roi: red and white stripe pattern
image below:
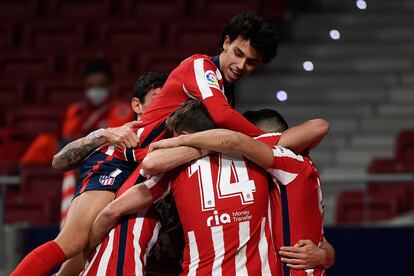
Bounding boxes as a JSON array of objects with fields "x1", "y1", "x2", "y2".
[
  {"x1": 182, "y1": 218, "x2": 279, "y2": 276},
  {"x1": 60, "y1": 170, "x2": 77, "y2": 229},
  {"x1": 81, "y1": 212, "x2": 160, "y2": 276}
]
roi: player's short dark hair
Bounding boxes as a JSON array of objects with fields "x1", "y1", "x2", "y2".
[
  {"x1": 133, "y1": 72, "x2": 168, "y2": 102},
  {"x1": 243, "y1": 109, "x2": 288, "y2": 132},
  {"x1": 166, "y1": 100, "x2": 216, "y2": 134},
  {"x1": 221, "y1": 12, "x2": 278, "y2": 63},
  {"x1": 83, "y1": 61, "x2": 114, "y2": 81}
]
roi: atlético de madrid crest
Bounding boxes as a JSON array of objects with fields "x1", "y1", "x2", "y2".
[{"x1": 99, "y1": 168, "x2": 122, "y2": 186}]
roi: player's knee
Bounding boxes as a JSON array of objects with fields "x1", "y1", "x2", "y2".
[{"x1": 55, "y1": 230, "x2": 89, "y2": 257}]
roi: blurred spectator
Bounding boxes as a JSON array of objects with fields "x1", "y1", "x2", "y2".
[{"x1": 20, "y1": 61, "x2": 134, "y2": 165}]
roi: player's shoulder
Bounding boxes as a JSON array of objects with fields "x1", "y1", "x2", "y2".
[
  {"x1": 182, "y1": 54, "x2": 215, "y2": 67},
  {"x1": 254, "y1": 132, "x2": 282, "y2": 147}
]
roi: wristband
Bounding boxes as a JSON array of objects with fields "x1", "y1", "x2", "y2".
[{"x1": 88, "y1": 128, "x2": 105, "y2": 138}]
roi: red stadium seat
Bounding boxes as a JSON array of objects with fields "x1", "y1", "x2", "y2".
[
  {"x1": 98, "y1": 21, "x2": 161, "y2": 51},
  {"x1": 167, "y1": 21, "x2": 222, "y2": 54},
  {"x1": 336, "y1": 190, "x2": 399, "y2": 224},
  {"x1": 20, "y1": 165, "x2": 63, "y2": 198},
  {"x1": 368, "y1": 158, "x2": 414, "y2": 173},
  {"x1": 21, "y1": 22, "x2": 86, "y2": 52},
  {"x1": 369, "y1": 196, "x2": 398, "y2": 221},
  {"x1": 113, "y1": 78, "x2": 137, "y2": 101},
  {"x1": 368, "y1": 182, "x2": 414, "y2": 213},
  {"x1": 137, "y1": 50, "x2": 191, "y2": 74},
  {"x1": 3, "y1": 165, "x2": 63, "y2": 224},
  {"x1": 124, "y1": 0, "x2": 187, "y2": 20},
  {"x1": 0, "y1": 53, "x2": 56, "y2": 80},
  {"x1": 65, "y1": 51, "x2": 131, "y2": 76},
  {"x1": 396, "y1": 130, "x2": 414, "y2": 161},
  {"x1": 0, "y1": 82, "x2": 25, "y2": 106},
  {"x1": 36, "y1": 80, "x2": 83, "y2": 107},
  {"x1": 192, "y1": 0, "x2": 259, "y2": 21},
  {"x1": 7, "y1": 106, "x2": 64, "y2": 135},
  {"x1": 5, "y1": 196, "x2": 58, "y2": 225},
  {"x1": 0, "y1": 24, "x2": 14, "y2": 49},
  {"x1": 259, "y1": 0, "x2": 286, "y2": 21},
  {"x1": 336, "y1": 190, "x2": 364, "y2": 224},
  {"x1": 49, "y1": 0, "x2": 112, "y2": 19},
  {"x1": 0, "y1": 0, "x2": 39, "y2": 22},
  {"x1": 0, "y1": 128, "x2": 33, "y2": 164},
  {"x1": 0, "y1": 82, "x2": 26, "y2": 127}
]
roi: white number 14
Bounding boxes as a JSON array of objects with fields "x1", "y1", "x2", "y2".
[{"x1": 189, "y1": 154, "x2": 256, "y2": 211}]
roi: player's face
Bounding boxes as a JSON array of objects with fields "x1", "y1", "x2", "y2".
[
  {"x1": 132, "y1": 87, "x2": 161, "y2": 116},
  {"x1": 141, "y1": 87, "x2": 161, "y2": 113},
  {"x1": 220, "y1": 36, "x2": 263, "y2": 83}
]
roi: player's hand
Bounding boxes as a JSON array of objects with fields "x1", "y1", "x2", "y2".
[
  {"x1": 104, "y1": 121, "x2": 141, "y2": 149},
  {"x1": 279, "y1": 240, "x2": 327, "y2": 270},
  {"x1": 149, "y1": 137, "x2": 182, "y2": 152}
]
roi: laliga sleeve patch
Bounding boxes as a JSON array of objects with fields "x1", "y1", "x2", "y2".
[{"x1": 205, "y1": 70, "x2": 221, "y2": 90}]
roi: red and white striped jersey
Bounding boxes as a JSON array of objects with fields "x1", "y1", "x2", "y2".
[
  {"x1": 261, "y1": 135, "x2": 325, "y2": 276},
  {"x1": 100, "y1": 54, "x2": 262, "y2": 162},
  {"x1": 81, "y1": 167, "x2": 161, "y2": 276},
  {"x1": 145, "y1": 151, "x2": 281, "y2": 276}
]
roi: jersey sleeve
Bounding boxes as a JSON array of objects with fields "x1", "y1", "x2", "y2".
[
  {"x1": 184, "y1": 57, "x2": 263, "y2": 137},
  {"x1": 266, "y1": 145, "x2": 307, "y2": 186},
  {"x1": 254, "y1": 133, "x2": 282, "y2": 148},
  {"x1": 142, "y1": 173, "x2": 172, "y2": 203}
]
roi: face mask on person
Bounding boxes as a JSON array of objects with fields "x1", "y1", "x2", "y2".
[{"x1": 85, "y1": 87, "x2": 109, "y2": 106}]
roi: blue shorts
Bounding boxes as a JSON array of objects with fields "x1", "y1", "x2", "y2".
[{"x1": 75, "y1": 151, "x2": 138, "y2": 197}]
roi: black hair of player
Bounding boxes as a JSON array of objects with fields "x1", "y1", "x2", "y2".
[
  {"x1": 221, "y1": 12, "x2": 278, "y2": 63},
  {"x1": 166, "y1": 100, "x2": 217, "y2": 134},
  {"x1": 83, "y1": 61, "x2": 114, "y2": 82},
  {"x1": 133, "y1": 72, "x2": 168, "y2": 102},
  {"x1": 243, "y1": 109, "x2": 288, "y2": 132}
]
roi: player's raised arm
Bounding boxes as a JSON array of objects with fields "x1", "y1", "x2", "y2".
[
  {"x1": 277, "y1": 118, "x2": 330, "y2": 154},
  {"x1": 148, "y1": 117, "x2": 330, "y2": 171},
  {"x1": 52, "y1": 121, "x2": 140, "y2": 171},
  {"x1": 149, "y1": 129, "x2": 275, "y2": 169}
]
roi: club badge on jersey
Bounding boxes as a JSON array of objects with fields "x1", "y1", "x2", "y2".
[{"x1": 99, "y1": 168, "x2": 123, "y2": 186}]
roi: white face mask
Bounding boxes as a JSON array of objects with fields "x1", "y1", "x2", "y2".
[{"x1": 85, "y1": 87, "x2": 109, "y2": 106}]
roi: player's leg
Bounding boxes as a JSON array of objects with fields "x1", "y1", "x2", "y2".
[
  {"x1": 11, "y1": 190, "x2": 114, "y2": 276},
  {"x1": 54, "y1": 190, "x2": 115, "y2": 275}
]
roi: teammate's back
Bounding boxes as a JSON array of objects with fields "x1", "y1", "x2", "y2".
[{"x1": 148, "y1": 152, "x2": 280, "y2": 275}]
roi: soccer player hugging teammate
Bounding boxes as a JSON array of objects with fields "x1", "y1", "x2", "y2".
[
  {"x1": 148, "y1": 108, "x2": 336, "y2": 275},
  {"x1": 77, "y1": 12, "x2": 280, "y2": 276},
  {"x1": 14, "y1": 11, "x2": 281, "y2": 276},
  {"x1": 88, "y1": 100, "x2": 334, "y2": 275},
  {"x1": 11, "y1": 72, "x2": 167, "y2": 276}
]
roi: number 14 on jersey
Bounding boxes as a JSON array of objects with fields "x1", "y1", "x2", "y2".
[{"x1": 188, "y1": 154, "x2": 256, "y2": 212}]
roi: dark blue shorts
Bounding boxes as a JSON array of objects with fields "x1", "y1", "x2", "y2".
[{"x1": 75, "y1": 151, "x2": 138, "y2": 197}]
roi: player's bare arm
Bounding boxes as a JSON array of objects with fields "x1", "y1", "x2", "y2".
[
  {"x1": 87, "y1": 183, "x2": 154, "y2": 253},
  {"x1": 142, "y1": 146, "x2": 203, "y2": 176},
  {"x1": 52, "y1": 121, "x2": 140, "y2": 171},
  {"x1": 278, "y1": 118, "x2": 330, "y2": 153},
  {"x1": 149, "y1": 129, "x2": 274, "y2": 169},
  {"x1": 279, "y1": 238, "x2": 335, "y2": 270},
  {"x1": 149, "y1": 118, "x2": 330, "y2": 170}
]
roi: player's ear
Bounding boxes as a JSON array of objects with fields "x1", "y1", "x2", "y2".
[
  {"x1": 223, "y1": 35, "x2": 231, "y2": 51},
  {"x1": 131, "y1": 97, "x2": 144, "y2": 115}
]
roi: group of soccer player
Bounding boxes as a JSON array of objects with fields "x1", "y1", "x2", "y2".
[{"x1": 12, "y1": 12, "x2": 335, "y2": 276}]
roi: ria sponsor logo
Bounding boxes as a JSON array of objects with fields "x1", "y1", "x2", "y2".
[{"x1": 207, "y1": 210, "x2": 231, "y2": 227}]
